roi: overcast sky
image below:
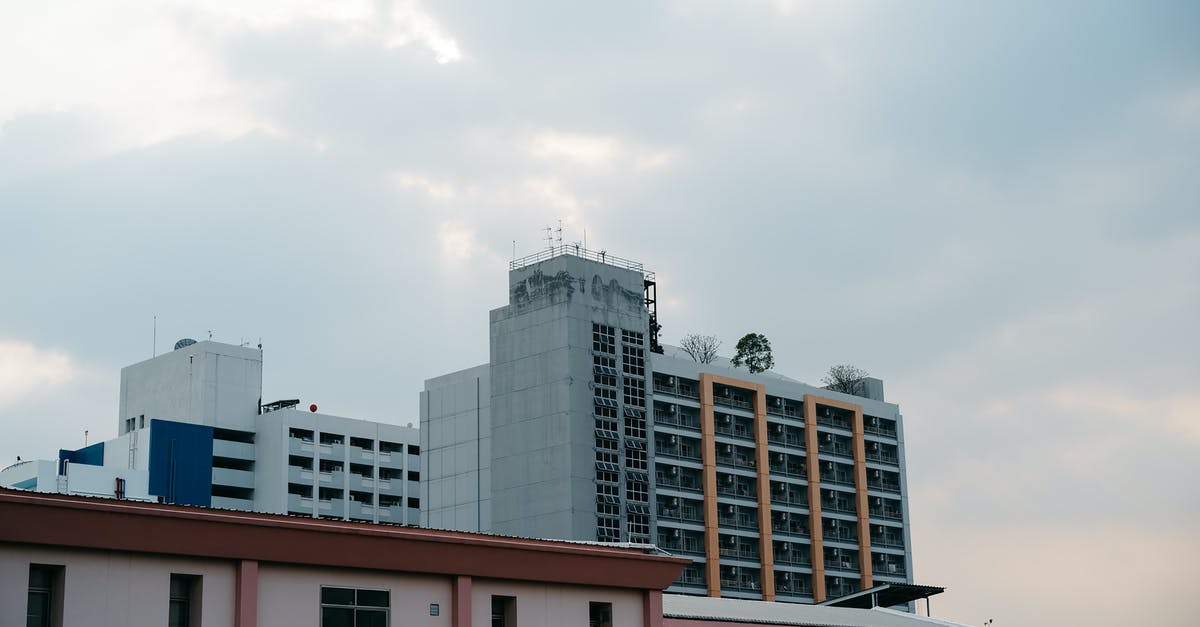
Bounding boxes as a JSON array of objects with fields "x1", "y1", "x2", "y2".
[{"x1": 1, "y1": 1, "x2": 1197, "y2": 624}]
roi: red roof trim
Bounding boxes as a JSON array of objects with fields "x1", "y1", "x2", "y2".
[{"x1": 0, "y1": 489, "x2": 689, "y2": 590}]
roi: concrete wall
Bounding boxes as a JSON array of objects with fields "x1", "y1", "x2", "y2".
[
  {"x1": 119, "y1": 341, "x2": 262, "y2": 432},
  {"x1": 0, "y1": 544, "x2": 237, "y2": 627},
  {"x1": 471, "y1": 578, "x2": 646, "y2": 627},
  {"x1": 421, "y1": 364, "x2": 491, "y2": 531},
  {"x1": 488, "y1": 254, "x2": 649, "y2": 541}
]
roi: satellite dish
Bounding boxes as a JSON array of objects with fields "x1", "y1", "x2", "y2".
[{"x1": 174, "y1": 338, "x2": 197, "y2": 351}]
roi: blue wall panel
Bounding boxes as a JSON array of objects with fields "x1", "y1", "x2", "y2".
[
  {"x1": 57, "y1": 442, "x2": 105, "y2": 474},
  {"x1": 148, "y1": 419, "x2": 213, "y2": 507}
]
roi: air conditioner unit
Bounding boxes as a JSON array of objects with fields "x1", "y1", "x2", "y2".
[
  {"x1": 669, "y1": 404, "x2": 677, "y2": 414},
  {"x1": 871, "y1": 442, "x2": 880, "y2": 451},
  {"x1": 778, "y1": 512, "x2": 789, "y2": 521},
  {"x1": 723, "y1": 444, "x2": 733, "y2": 454},
  {"x1": 775, "y1": 424, "x2": 784, "y2": 434},
  {"x1": 775, "y1": 453, "x2": 785, "y2": 463},
  {"x1": 722, "y1": 415, "x2": 732, "y2": 424},
  {"x1": 826, "y1": 489, "x2": 835, "y2": 499},
  {"x1": 828, "y1": 519, "x2": 839, "y2": 527},
  {"x1": 672, "y1": 528, "x2": 681, "y2": 538},
  {"x1": 725, "y1": 475, "x2": 734, "y2": 484},
  {"x1": 824, "y1": 433, "x2": 833, "y2": 443},
  {"x1": 726, "y1": 504, "x2": 735, "y2": 514},
  {"x1": 874, "y1": 497, "x2": 883, "y2": 506},
  {"x1": 870, "y1": 417, "x2": 879, "y2": 426},
  {"x1": 773, "y1": 397, "x2": 783, "y2": 407},
  {"x1": 669, "y1": 435, "x2": 677, "y2": 444},
  {"x1": 876, "y1": 525, "x2": 884, "y2": 534},
  {"x1": 670, "y1": 467, "x2": 678, "y2": 475},
  {"x1": 670, "y1": 497, "x2": 679, "y2": 507},
  {"x1": 782, "y1": 572, "x2": 791, "y2": 580},
  {"x1": 825, "y1": 462, "x2": 834, "y2": 470},
  {"x1": 727, "y1": 534, "x2": 737, "y2": 543},
  {"x1": 872, "y1": 470, "x2": 881, "y2": 479},
  {"x1": 667, "y1": 377, "x2": 676, "y2": 386}
]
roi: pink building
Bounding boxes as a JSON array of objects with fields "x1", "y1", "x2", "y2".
[{"x1": 0, "y1": 488, "x2": 686, "y2": 627}]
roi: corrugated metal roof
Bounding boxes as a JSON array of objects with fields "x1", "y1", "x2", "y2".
[{"x1": 661, "y1": 594, "x2": 972, "y2": 627}]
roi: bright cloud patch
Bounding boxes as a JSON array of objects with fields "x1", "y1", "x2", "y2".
[
  {"x1": 0, "y1": 340, "x2": 77, "y2": 409},
  {"x1": 527, "y1": 129, "x2": 678, "y2": 171}
]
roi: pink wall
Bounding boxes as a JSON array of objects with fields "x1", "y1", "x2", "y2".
[
  {"x1": 0, "y1": 544, "x2": 237, "y2": 626},
  {"x1": 256, "y1": 563, "x2": 452, "y2": 627},
  {"x1": 470, "y1": 578, "x2": 646, "y2": 627}
]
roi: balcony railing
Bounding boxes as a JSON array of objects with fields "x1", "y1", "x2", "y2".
[
  {"x1": 870, "y1": 508, "x2": 903, "y2": 521},
  {"x1": 868, "y1": 481, "x2": 902, "y2": 494},
  {"x1": 654, "y1": 381, "x2": 699, "y2": 399},
  {"x1": 655, "y1": 411, "x2": 701, "y2": 430},
  {"x1": 865, "y1": 424, "x2": 898, "y2": 438},
  {"x1": 714, "y1": 395, "x2": 752, "y2": 411}
]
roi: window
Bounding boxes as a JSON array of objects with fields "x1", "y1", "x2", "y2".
[
  {"x1": 321, "y1": 587, "x2": 389, "y2": 627},
  {"x1": 592, "y1": 324, "x2": 615, "y2": 354},
  {"x1": 169, "y1": 574, "x2": 200, "y2": 627},
  {"x1": 27, "y1": 564, "x2": 62, "y2": 627},
  {"x1": 491, "y1": 595, "x2": 516, "y2": 627},
  {"x1": 621, "y1": 329, "x2": 643, "y2": 345},
  {"x1": 590, "y1": 602, "x2": 613, "y2": 627},
  {"x1": 621, "y1": 345, "x2": 645, "y2": 377},
  {"x1": 622, "y1": 378, "x2": 645, "y2": 406}
]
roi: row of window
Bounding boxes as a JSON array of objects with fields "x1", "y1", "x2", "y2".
[
  {"x1": 289, "y1": 429, "x2": 418, "y2": 455},
  {"x1": 27, "y1": 568, "x2": 615, "y2": 627}
]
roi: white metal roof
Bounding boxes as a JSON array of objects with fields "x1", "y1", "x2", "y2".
[{"x1": 661, "y1": 594, "x2": 972, "y2": 627}]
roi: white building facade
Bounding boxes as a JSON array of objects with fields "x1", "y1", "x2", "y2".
[{"x1": 1, "y1": 340, "x2": 420, "y2": 524}]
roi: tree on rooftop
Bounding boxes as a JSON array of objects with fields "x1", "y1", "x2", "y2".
[
  {"x1": 822, "y1": 364, "x2": 869, "y2": 396},
  {"x1": 731, "y1": 333, "x2": 773, "y2": 374},
  {"x1": 679, "y1": 333, "x2": 721, "y2": 364}
]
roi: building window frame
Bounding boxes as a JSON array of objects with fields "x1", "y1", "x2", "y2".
[{"x1": 320, "y1": 586, "x2": 390, "y2": 627}]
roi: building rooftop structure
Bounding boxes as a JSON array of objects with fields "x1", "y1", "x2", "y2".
[{"x1": 662, "y1": 594, "x2": 970, "y2": 627}]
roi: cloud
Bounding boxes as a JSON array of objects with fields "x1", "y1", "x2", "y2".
[
  {"x1": 0, "y1": 340, "x2": 77, "y2": 409},
  {"x1": 526, "y1": 129, "x2": 679, "y2": 172}
]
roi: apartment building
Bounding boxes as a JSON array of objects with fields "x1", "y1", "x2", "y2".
[
  {"x1": 1, "y1": 340, "x2": 420, "y2": 524},
  {"x1": 423, "y1": 247, "x2": 913, "y2": 604}
]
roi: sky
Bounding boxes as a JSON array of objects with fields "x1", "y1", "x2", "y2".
[{"x1": 1, "y1": 1, "x2": 1197, "y2": 624}]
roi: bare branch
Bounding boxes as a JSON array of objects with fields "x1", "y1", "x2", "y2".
[{"x1": 680, "y1": 333, "x2": 721, "y2": 364}]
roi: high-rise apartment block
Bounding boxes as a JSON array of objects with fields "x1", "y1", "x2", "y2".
[{"x1": 423, "y1": 247, "x2": 913, "y2": 604}]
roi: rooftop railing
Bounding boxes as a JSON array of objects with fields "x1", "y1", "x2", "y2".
[{"x1": 510, "y1": 244, "x2": 648, "y2": 274}]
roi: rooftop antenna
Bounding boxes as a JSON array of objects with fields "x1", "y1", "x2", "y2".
[
  {"x1": 152, "y1": 315, "x2": 157, "y2": 358},
  {"x1": 543, "y1": 226, "x2": 553, "y2": 250},
  {"x1": 84, "y1": 430, "x2": 89, "y2": 446},
  {"x1": 555, "y1": 219, "x2": 564, "y2": 246},
  {"x1": 583, "y1": 228, "x2": 587, "y2": 250},
  {"x1": 512, "y1": 240, "x2": 516, "y2": 261},
  {"x1": 207, "y1": 330, "x2": 214, "y2": 340}
]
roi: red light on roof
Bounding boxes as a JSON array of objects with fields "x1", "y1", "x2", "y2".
[{"x1": 310, "y1": 404, "x2": 318, "y2": 413}]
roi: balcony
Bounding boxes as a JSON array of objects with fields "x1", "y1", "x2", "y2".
[
  {"x1": 317, "y1": 443, "x2": 344, "y2": 461},
  {"x1": 377, "y1": 505, "x2": 405, "y2": 523},
  {"x1": 212, "y1": 467, "x2": 254, "y2": 489},
  {"x1": 771, "y1": 493, "x2": 808, "y2": 509},
  {"x1": 654, "y1": 380, "x2": 699, "y2": 400},
  {"x1": 657, "y1": 505, "x2": 704, "y2": 525},
  {"x1": 714, "y1": 395, "x2": 752, "y2": 411},
  {"x1": 318, "y1": 497, "x2": 346, "y2": 518},
  {"x1": 655, "y1": 411, "x2": 701, "y2": 431},
  {"x1": 656, "y1": 472, "x2": 702, "y2": 493},
  {"x1": 288, "y1": 438, "x2": 315, "y2": 455},
  {"x1": 825, "y1": 557, "x2": 858, "y2": 573},
  {"x1": 773, "y1": 548, "x2": 811, "y2": 567},
  {"x1": 288, "y1": 465, "x2": 314, "y2": 484},
  {"x1": 213, "y1": 439, "x2": 255, "y2": 460},
  {"x1": 771, "y1": 521, "x2": 810, "y2": 537},
  {"x1": 865, "y1": 450, "x2": 900, "y2": 466},
  {"x1": 868, "y1": 480, "x2": 902, "y2": 494},
  {"x1": 819, "y1": 444, "x2": 855, "y2": 461},
  {"x1": 287, "y1": 492, "x2": 314, "y2": 514},
  {"x1": 823, "y1": 529, "x2": 858, "y2": 545},
  {"x1": 870, "y1": 507, "x2": 903, "y2": 521},
  {"x1": 874, "y1": 562, "x2": 907, "y2": 578},
  {"x1": 348, "y1": 500, "x2": 376, "y2": 521},
  {"x1": 348, "y1": 473, "x2": 375, "y2": 492},
  {"x1": 318, "y1": 470, "x2": 345, "y2": 486},
  {"x1": 211, "y1": 495, "x2": 253, "y2": 511}
]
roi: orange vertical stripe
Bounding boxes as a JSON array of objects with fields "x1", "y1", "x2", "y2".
[
  {"x1": 752, "y1": 385, "x2": 775, "y2": 601},
  {"x1": 803, "y1": 395, "x2": 826, "y2": 603},
  {"x1": 698, "y1": 374, "x2": 721, "y2": 597},
  {"x1": 851, "y1": 407, "x2": 873, "y2": 590}
]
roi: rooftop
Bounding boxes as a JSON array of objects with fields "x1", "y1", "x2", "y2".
[{"x1": 510, "y1": 244, "x2": 649, "y2": 275}]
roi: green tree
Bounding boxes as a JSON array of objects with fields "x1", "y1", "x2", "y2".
[{"x1": 731, "y1": 333, "x2": 774, "y2": 373}]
